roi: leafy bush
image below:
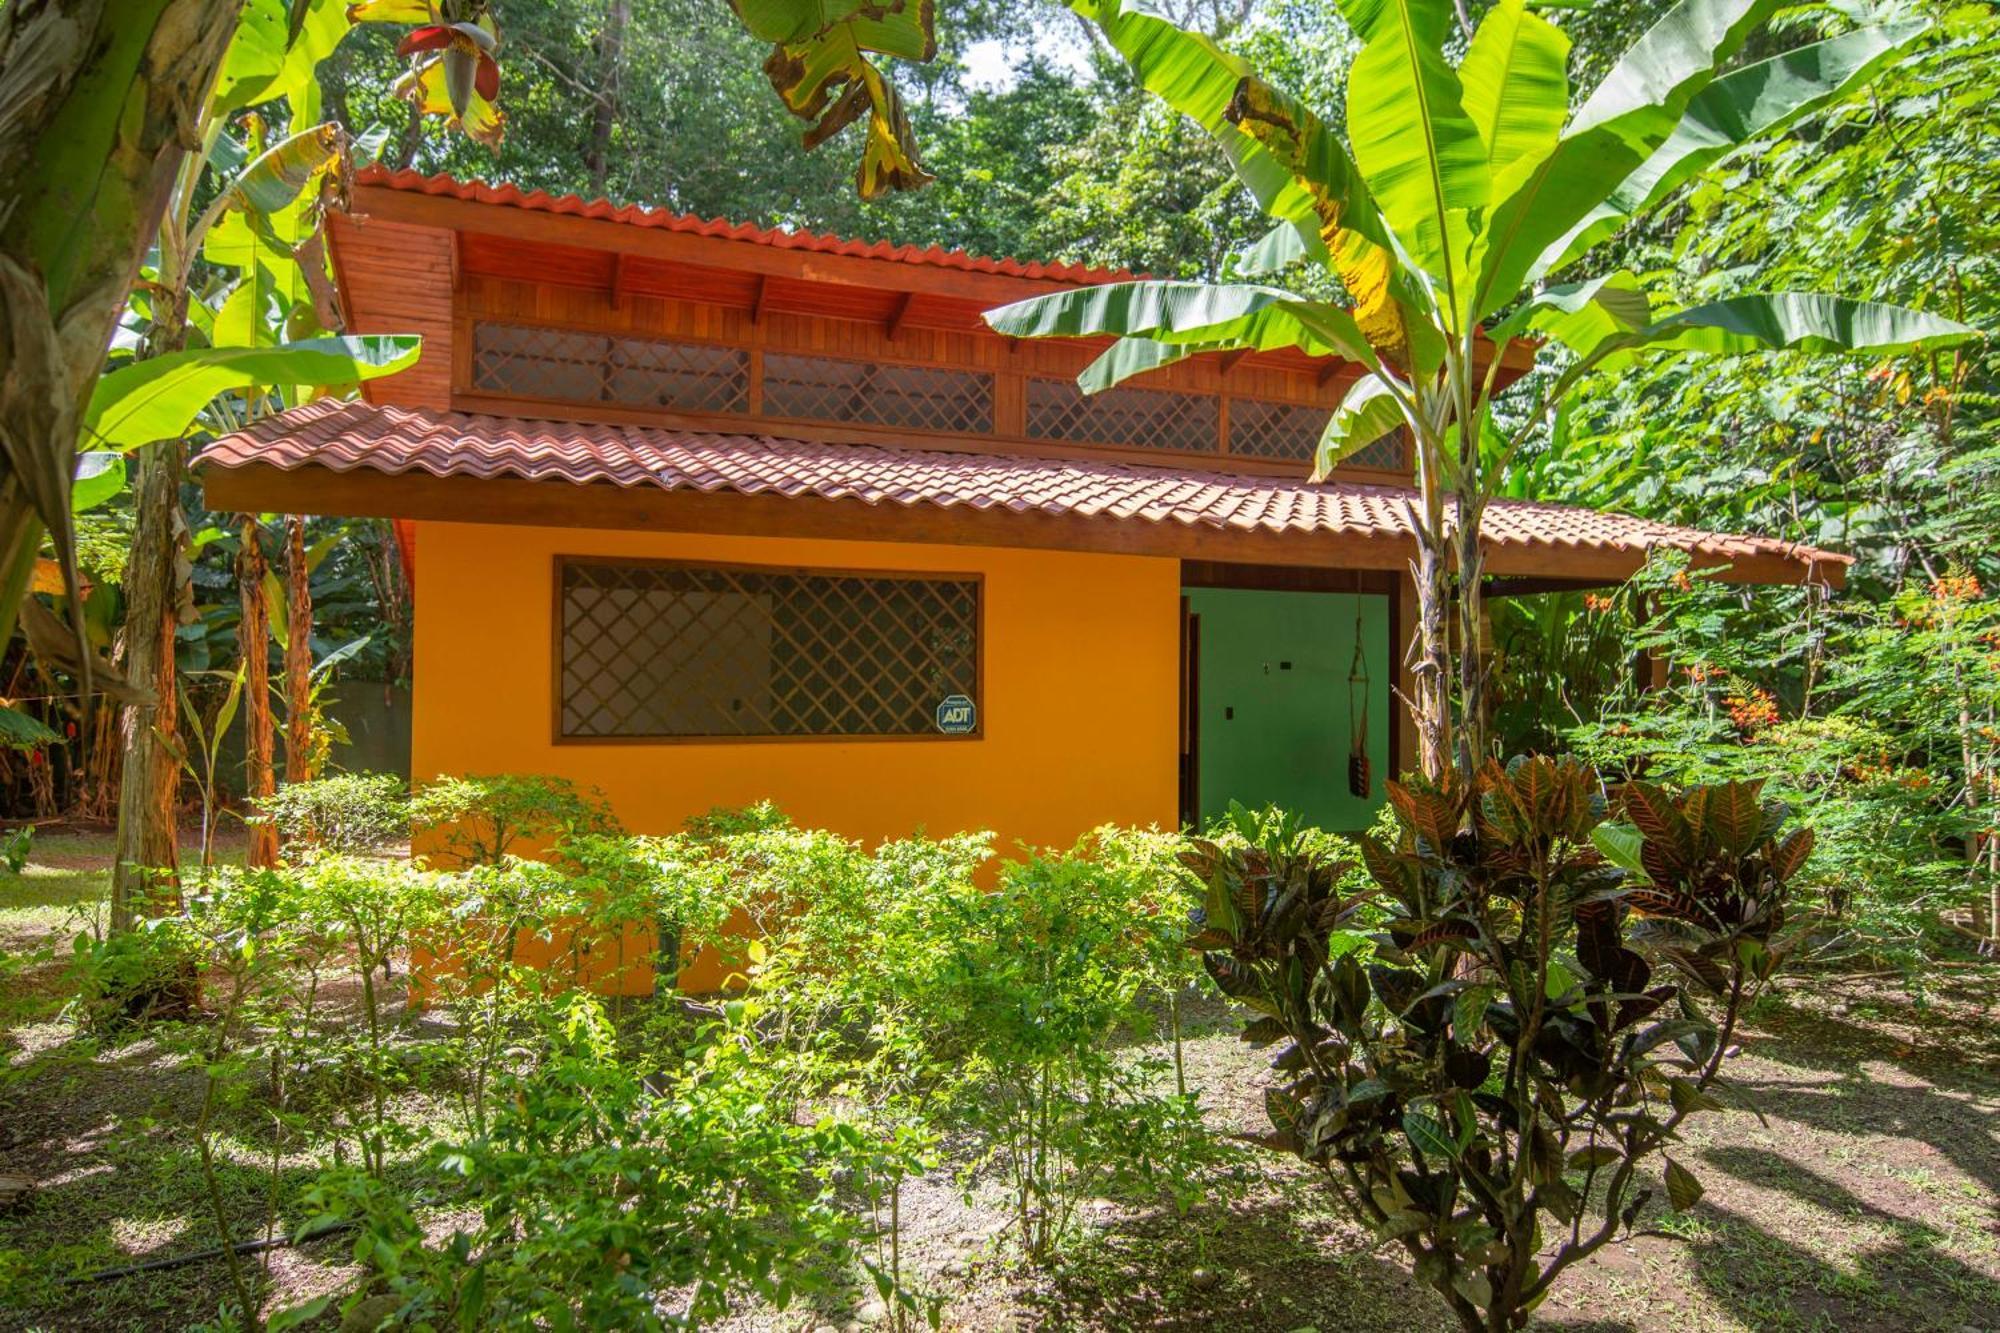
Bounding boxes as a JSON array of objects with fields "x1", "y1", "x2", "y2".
[
  {"x1": 289, "y1": 997, "x2": 893, "y2": 1332},
  {"x1": 1563, "y1": 556, "x2": 1996, "y2": 968},
  {"x1": 58, "y1": 790, "x2": 1239, "y2": 1324},
  {"x1": 1, "y1": 823, "x2": 31, "y2": 873},
  {"x1": 411, "y1": 772, "x2": 620, "y2": 866},
  {"x1": 941, "y1": 848, "x2": 1221, "y2": 1259},
  {"x1": 260, "y1": 772, "x2": 410, "y2": 858},
  {"x1": 65, "y1": 915, "x2": 202, "y2": 1028},
  {"x1": 1187, "y1": 757, "x2": 1808, "y2": 1333},
  {"x1": 749, "y1": 821, "x2": 1225, "y2": 1266}
]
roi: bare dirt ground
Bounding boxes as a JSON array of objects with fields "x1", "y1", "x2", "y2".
[{"x1": 2, "y1": 835, "x2": 1995, "y2": 1333}]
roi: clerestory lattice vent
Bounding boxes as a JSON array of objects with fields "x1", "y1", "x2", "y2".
[
  {"x1": 763, "y1": 353, "x2": 993, "y2": 434},
  {"x1": 1228, "y1": 398, "x2": 1325, "y2": 463},
  {"x1": 472, "y1": 322, "x2": 749, "y2": 415},
  {"x1": 558, "y1": 559, "x2": 980, "y2": 740},
  {"x1": 1025, "y1": 378, "x2": 1219, "y2": 453},
  {"x1": 1228, "y1": 399, "x2": 1410, "y2": 472}
]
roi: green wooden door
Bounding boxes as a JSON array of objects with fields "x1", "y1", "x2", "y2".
[{"x1": 1185, "y1": 588, "x2": 1389, "y2": 833}]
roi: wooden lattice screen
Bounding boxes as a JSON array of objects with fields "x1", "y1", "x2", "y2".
[
  {"x1": 1228, "y1": 398, "x2": 1409, "y2": 470},
  {"x1": 473, "y1": 322, "x2": 751, "y2": 414},
  {"x1": 1025, "y1": 377, "x2": 1220, "y2": 453},
  {"x1": 473, "y1": 319, "x2": 1407, "y2": 473},
  {"x1": 557, "y1": 558, "x2": 981, "y2": 740},
  {"x1": 762, "y1": 353, "x2": 993, "y2": 433}
]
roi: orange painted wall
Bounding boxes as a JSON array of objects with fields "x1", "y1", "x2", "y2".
[{"x1": 410, "y1": 521, "x2": 1184, "y2": 856}]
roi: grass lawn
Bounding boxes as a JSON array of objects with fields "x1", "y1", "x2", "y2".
[{"x1": 2, "y1": 833, "x2": 1996, "y2": 1332}]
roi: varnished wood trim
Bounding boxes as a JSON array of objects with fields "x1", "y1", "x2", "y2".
[{"x1": 1181, "y1": 562, "x2": 1400, "y2": 593}]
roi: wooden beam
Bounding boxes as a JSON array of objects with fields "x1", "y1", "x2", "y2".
[
  {"x1": 1216, "y1": 348, "x2": 1251, "y2": 376},
  {"x1": 608, "y1": 251, "x2": 628, "y2": 309},
  {"x1": 1484, "y1": 575, "x2": 1622, "y2": 597},
  {"x1": 447, "y1": 229, "x2": 464, "y2": 295},
  {"x1": 750, "y1": 273, "x2": 772, "y2": 325},
  {"x1": 197, "y1": 459, "x2": 1843, "y2": 588},
  {"x1": 885, "y1": 290, "x2": 918, "y2": 341},
  {"x1": 1317, "y1": 360, "x2": 1349, "y2": 388}
]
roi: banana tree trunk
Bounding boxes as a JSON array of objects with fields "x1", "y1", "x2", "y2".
[
  {"x1": 110, "y1": 440, "x2": 185, "y2": 927},
  {"x1": 1454, "y1": 494, "x2": 1490, "y2": 781},
  {"x1": 0, "y1": 0, "x2": 240, "y2": 643},
  {"x1": 1410, "y1": 429, "x2": 1454, "y2": 783},
  {"x1": 238, "y1": 517, "x2": 278, "y2": 869},
  {"x1": 283, "y1": 515, "x2": 313, "y2": 783}
]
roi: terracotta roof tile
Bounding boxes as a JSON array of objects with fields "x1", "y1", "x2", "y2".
[
  {"x1": 354, "y1": 167, "x2": 1139, "y2": 286},
  {"x1": 198, "y1": 400, "x2": 1849, "y2": 580}
]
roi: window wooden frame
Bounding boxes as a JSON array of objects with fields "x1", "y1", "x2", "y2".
[{"x1": 550, "y1": 554, "x2": 986, "y2": 746}]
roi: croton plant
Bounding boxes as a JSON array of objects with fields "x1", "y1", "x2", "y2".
[{"x1": 1184, "y1": 758, "x2": 1809, "y2": 1333}]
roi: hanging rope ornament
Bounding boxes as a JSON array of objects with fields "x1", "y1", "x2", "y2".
[{"x1": 1347, "y1": 602, "x2": 1371, "y2": 799}]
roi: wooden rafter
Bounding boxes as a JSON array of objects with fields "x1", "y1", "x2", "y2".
[{"x1": 885, "y1": 290, "x2": 918, "y2": 341}]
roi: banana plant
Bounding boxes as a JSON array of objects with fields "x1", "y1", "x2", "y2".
[
  {"x1": 985, "y1": 0, "x2": 1981, "y2": 782},
  {"x1": 161, "y1": 664, "x2": 247, "y2": 873},
  {"x1": 727, "y1": 0, "x2": 936, "y2": 197}
]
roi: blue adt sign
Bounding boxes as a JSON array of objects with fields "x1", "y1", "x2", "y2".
[{"x1": 935, "y1": 694, "x2": 977, "y2": 735}]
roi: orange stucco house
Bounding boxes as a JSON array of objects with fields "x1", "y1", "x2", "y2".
[{"x1": 198, "y1": 168, "x2": 1846, "y2": 856}]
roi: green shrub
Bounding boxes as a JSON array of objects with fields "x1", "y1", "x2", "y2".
[
  {"x1": 411, "y1": 773, "x2": 620, "y2": 866},
  {"x1": 286, "y1": 996, "x2": 898, "y2": 1332},
  {"x1": 260, "y1": 772, "x2": 410, "y2": 858},
  {"x1": 65, "y1": 915, "x2": 202, "y2": 1028}
]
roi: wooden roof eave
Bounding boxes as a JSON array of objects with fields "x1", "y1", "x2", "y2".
[
  {"x1": 197, "y1": 459, "x2": 1844, "y2": 590},
  {"x1": 349, "y1": 181, "x2": 1110, "y2": 309},
  {"x1": 339, "y1": 182, "x2": 1538, "y2": 385}
]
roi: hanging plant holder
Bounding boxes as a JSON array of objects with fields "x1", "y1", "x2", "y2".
[{"x1": 1347, "y1": 603, "x2": 1371, "y2": 800}]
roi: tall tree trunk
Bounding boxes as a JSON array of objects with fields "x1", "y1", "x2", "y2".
[
  {"x1": 238, "y1": 517, "x2": 278, "y2": 869},
  {"x1": 110, "y1": 441, "x2": 184, "y2": 926},
  {"x1": 585, "y1": 0, "x2": 630, "y2": 197},
  {"x1": 0, "y1": 0, "x2": 240, "y2": 644},
  {"x1": 283, "y1": 515, "x2": 314, "y2": 783}
]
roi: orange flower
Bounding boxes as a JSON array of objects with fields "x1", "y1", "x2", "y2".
[
  {"x1": 1686, "y1": 663, "x2": 1719, "y2": 684},
  {"x1": 1725, "y1": 688, "x2": 1779, "y2": 733},
  {"x1": 1583, "y1": 593, "x2": 1615, "y2": 614},
  {"x1": 1931, "y1": 573, "x2": 1983, "y2": 601}
]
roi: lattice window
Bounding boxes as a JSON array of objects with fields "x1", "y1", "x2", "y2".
[
  {"x1": 763, "y1": 353, "x2": 993, "y2": 434},
  {"x1": 1346, "y1": 430, "x2": 1409, "y2": 472},
  {"x1": 471, "y1": 322, "x2": 749, "y2": 414},
  {"x1": 1025, "y1": 378, "x2": 1219, "y2": 453},
  {"x1": 558, "y1": 559, "x2": 980, "y2": 740},
  {"x1": 1227, "y1": 398, "x2": 1410, "y2": 472},
  {"x1": 1228, "y1": 398, "x2": 1324, "y2": 463}
]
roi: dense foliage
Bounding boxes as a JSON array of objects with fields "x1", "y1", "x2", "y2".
[{"x1": 31, "y1": 785, "x2": 1241, "y2": 1329}]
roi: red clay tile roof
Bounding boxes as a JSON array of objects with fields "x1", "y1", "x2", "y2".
[
  {"x1": 354, "y1": 167, "x2": 1140, "y2": 286},
  {"x1": 198, "y1": 400, "x2": 1848, "y2": 583}
]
